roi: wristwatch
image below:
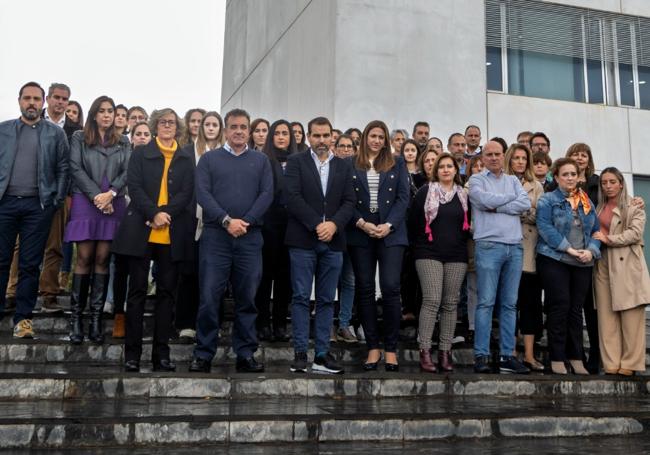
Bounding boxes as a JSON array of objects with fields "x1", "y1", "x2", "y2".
[
  {"x1": 222, "y1": 215, "x2": 232, "y2": 229},
  {"x1": 110, "y1": 189, "x2": 117, "y2": 198}
]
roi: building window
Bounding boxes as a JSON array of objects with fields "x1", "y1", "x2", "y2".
[{"x1": 486, "y1": 0, "x2": 650, "y2": 110}]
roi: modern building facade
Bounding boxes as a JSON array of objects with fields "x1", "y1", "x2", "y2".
[{"x1": 222, "y1": 0, "x2": 650, "y2": 253}]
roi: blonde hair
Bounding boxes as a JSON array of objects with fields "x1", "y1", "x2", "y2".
[{"x1": 505, "y1": 143, "x2": 535, "y2": 183}]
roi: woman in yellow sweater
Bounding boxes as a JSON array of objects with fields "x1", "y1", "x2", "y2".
[{"x1": 112, "y1": 108, "x2": 195, "y2": 372}]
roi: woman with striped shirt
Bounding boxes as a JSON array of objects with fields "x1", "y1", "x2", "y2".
[{"x1": 347, "y1": 120, "x2": 410, "y2": 371}]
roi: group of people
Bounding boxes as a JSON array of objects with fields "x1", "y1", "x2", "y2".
[{"x1": 0, "y1": 81, "x2": 648, "y2": 377}]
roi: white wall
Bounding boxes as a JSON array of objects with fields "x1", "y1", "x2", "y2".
[
  {"x1": 486, "y1": 92, "x2": 635, "y2": 172},
  {"x1": 542, "y1": 0, "x2": 650, "y2": 16},
  {"x1": 221, "y1": 0, "x2": 335, "y2": 123},
  {"x1": 332, "y1": 0, "x2": 488, "y2": 135}
]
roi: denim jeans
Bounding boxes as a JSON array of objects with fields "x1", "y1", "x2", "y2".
[
  {"x1": 289, "y1": 242, "x2": 343, "y2": 355},
  {"x1": 473, "y1": 241, "x2": 523, "y2": 357},
  {"x1": 0, "y1": 196, "x2": 55, "y2": 323},
  {"x1": 337, "y1": 251, "x2": 355, "y2": 328},
  {"x1": 194, "y1": 227, "x2": 263, "y2": 361}
]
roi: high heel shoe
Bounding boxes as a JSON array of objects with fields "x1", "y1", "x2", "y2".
[
  {"x1": 568, "y1": 359, "x2": 589, "y2": 375},
  {"x1": 363, "y1": 350, "x2": 382, "y2": 371},
  {"x1": 523, "y1": 359, "x2": 545, "y2": 372},
  {"x1": 384, "y1": 352, "x2": 398, "y2": 372},
  {"x1": 551, "y1": 361, "x2": 567, "y2": 375}
]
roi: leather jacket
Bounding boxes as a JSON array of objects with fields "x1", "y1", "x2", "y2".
[
  {"x1": 0, "y1": 118, "x2": 69, "y2": 208},
  {"x1": 69, "y1": 130, "x2": 131, "y2": 200}
]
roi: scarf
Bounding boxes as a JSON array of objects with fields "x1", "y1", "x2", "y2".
[
  {"x1": 566, "y1": 188, "x2": 592, "y2": 215},
  {"x1": 423, "y1": 182, "x2": 470, "y2": 242}
]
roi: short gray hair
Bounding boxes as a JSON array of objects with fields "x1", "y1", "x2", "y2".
[
  {"x1": 47, "y1": 83, "x2": 70, "y2": 97},
  {"x1": 149, "y1": 108, "x2": 185, "y2": 141},
  {"x1": 390, "y1": 129, "x2": 408, "y2": 141}
]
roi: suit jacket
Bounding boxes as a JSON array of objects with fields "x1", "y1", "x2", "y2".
[
  {"x1": 346, "y1": 156, "x2": 410, "y2": 247},
  {"x1": 284, "y1": 151, "x2": 355, "y2": 251},
  {"x1": 111, "y1": 140, "x2": 195, "y2": 261}
]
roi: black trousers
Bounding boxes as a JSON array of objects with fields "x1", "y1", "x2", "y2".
[
  {"x1": 112, "y1": 253, "x2": 129, "y2": 315},
  {"x1": 175, "y1": 240, "x2": 199, "y2": 331},
  {"x1": 125, "y1": 243, "x2": 178, "y2": 363},
  {"x1": 349, "y1": 226, "x2": 404, "y2": 352},
  {"x1": 517, "y1": 271, "x2": 543, "y2": 338},
  {"x1": 255, "y1": 226, "x2": 291, "y2": 330},
  {"x1": 400, "y1": 248, "x2": 422, "y2": 317},
  {"x1": 537, "y1": 255, "x2": 592, "y2": 362}
]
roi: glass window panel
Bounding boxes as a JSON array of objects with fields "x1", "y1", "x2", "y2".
[
  {"x1": 507, "y1": 49, "x2": 585, "y2": 102},
  {"x1": 587, "y1": 59, "x2": 604, "y2": 104},
  {"x1": 486, "y1": 46, "x2": 503, "y2": 91},
  {"x1": 638, "y1": 65, "x2": 650, "y2": 109},
  {"x1": 619, "y1": 63, "x2": 636, "y2": 106},
  {"x1": 632, "y1": 176, "x2": 650, "y2": 267}
]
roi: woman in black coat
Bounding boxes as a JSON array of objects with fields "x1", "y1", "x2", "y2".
[
  {"x1": 255, "y1": 119, "x2": 296, "y2": 341},
  {"x1": 112, "y1": 108, "x2": 195, "y2": 372}
]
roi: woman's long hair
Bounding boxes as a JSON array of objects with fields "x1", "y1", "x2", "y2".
[
  {"x1": 179, "y1": 108, "x2": 206, "y2": 147},
  {"x1": 83, "y1": 96, "x2": 121, "y2": 147},
  {"x1": 355, "y1": 120, "x2": 395, "y2": 173},
  {"x1": 195, "y1": 111, "x2": 224, "y2": 156},
  {"x1": 248, "y1": 118, "x2": 270, "y2": 150},
  {"x1": 263, "y1": 119, "x2": 297, "y2": 162},
  {"x1": 565, "y1": 142, "x2": 595, "y2": 178},
  {"x1": 505, "y1": 143, "x2": 535, "y2": 183},
  {"x1": 597, "y1": 167, "x2": 630, "y2": 228}
]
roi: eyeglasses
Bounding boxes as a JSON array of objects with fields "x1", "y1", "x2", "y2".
[
  {"x1": 158, "y1": 120, "x2": 176, "y2": 127},
  {"x1": 337, "y1": 144, "x2": 354, "y2": 149}
]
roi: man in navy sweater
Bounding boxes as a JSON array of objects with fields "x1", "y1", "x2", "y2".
[
  {"x1": 189, "y1": 108, "x2": 273, "y2": 373},
  {"x1": 285, "y1": 117, "x2": 355, "y2": 374}
]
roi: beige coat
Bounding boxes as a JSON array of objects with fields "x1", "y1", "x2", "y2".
[
  {"x1": 595, "y1": 202, "x2": 650, "y2": 311},
  {"x1": 520, "y1": 180, "x2": 544, "y2": 273}
]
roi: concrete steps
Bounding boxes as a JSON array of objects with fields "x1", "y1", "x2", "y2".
[
  {"x1": 1, "y1": 395, "x2": 648, "y2": 448},
  {"x1": 1, "y1": 307, "x2": 649, "y2": 449}
]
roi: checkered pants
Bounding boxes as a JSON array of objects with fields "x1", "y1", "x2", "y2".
[{"x1": 415, "y1": 259, "x2": 467, "y2": 351}]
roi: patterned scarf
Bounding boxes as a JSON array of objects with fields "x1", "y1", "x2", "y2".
[
  {"x1": 566, "y1": 188, "x2": 592, "y2": 215},
  {"x1": 423, "y1": 182, "x2": 470, "y2": 242}
]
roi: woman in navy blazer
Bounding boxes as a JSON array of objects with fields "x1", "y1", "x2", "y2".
[{"x1": 347, "y1": 120, "x2": 410, "y2": 371}]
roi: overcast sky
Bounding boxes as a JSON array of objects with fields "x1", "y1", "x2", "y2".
[{"x1": 0, "y1": 0, "x2": 226, "y2": 121}]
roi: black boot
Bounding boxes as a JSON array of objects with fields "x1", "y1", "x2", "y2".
[
  {"x1": 88, "y1": 273, "x2": 109, "y2": 344},
  {"x1": 69, "y1": 274, "x2": 90, "y2": 345}
]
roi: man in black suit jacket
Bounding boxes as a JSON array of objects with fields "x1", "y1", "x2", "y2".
[{"x1": 285, "y1": 117, "x2": 354, "y2": 374}]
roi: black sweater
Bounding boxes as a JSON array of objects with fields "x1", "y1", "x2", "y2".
[{"x1": 408, "y1": 186, "x2": 470, "y2": 263}]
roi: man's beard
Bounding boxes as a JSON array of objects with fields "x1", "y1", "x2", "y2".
[{"x1": 21, "y1": 108, "x2": 39, "y2": 121}]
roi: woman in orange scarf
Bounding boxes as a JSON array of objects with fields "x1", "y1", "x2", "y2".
[{"x1": 535, "y1": 158, "x2": 601, "y2": 375}]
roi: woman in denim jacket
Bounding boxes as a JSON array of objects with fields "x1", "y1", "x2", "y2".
[{"x1": 536, "y1": 158, "x2": 601, "y2": 375}]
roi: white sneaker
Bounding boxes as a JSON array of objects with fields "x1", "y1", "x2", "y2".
[
  {"x1": 356, "y1": 326, "x2": 366, "y2": 342},
  {"x1": 179, "y1": 328, "x2": 196, "y2": 340},
  {"x1": 452, "y1": 335, "x2": 465, "y2": 345},
  {"x1": 103, "y1": 300, "x2": 114, "y2": 314}
]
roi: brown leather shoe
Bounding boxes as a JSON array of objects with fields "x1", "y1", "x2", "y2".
[
  {"x1": 438, "y1": 350, "x2": 454, "y2": 372},
  {"x1": 112, "y1": 314, "x2": 125, "y2": 338},
  {"x1": 419, "y1": 349, "x2": 437, "y2": 373}
]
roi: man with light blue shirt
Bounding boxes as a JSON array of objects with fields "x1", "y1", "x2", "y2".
[
  {"x1": 468, "y1": 140, "x2": 531, "y2": 374},
  {"x1": 284, "y1": 117, "x2": 355, "y2": 374}
]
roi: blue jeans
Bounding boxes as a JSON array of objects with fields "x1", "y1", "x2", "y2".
[
  {"x1": 473, "y1": 241, "x2": 523, "y2": 357},
  {"x1": 0, "y1": 196, "x2": 55, "y2": 323},
  {"x1": 337, "y1": 252, "x2": 355, "y2": 328},
  {"x1": 289, "y1": 243, "x2": 343, "y2": 355},
  {"x1": 194, "y1": 227, "x2": 263, "y2": 361}
]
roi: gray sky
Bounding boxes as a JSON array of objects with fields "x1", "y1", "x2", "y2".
[{"x1": 0, "y1": 0, "x2": 226, "y2": 120}]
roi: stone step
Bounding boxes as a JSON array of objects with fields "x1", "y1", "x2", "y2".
[
  {"x1": 0, "y1": 363, "x2": 648, "y2": 399},
  {"x1": 7, "y1": 437, "x2": 650, "y2": 455},
  {"x1": 0, "y1": 395, "x2": 648, "y2": 448},
  {"x1": 2, "y1": 336, "x2": 650, "y2": 371}
]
